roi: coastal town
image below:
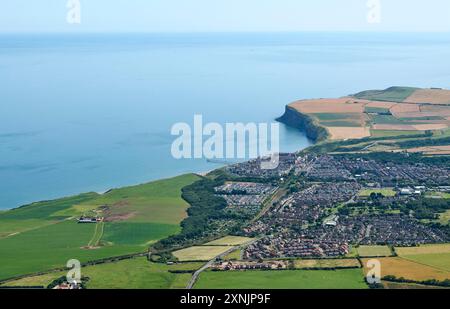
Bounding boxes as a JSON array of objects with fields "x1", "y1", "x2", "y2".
[{"x1": 213, "y1": 152, "x2": 450, "y2": 261}]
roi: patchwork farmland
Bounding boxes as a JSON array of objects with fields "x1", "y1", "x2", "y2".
[{"x1": 283, "y1": 87, "x2": 450, "y2": 155}]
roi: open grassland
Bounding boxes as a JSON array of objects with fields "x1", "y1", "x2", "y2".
[
  {"x1": 76, "y1": 174, "x2": 200, "y2": 224},
  {"x1": 223, "y1": 249, "x2": 241, "y2": 260},
  {"x1": 0, "y1": 193, "x2": 99, "y2": 237},
  {"x1": 353, "y1": 87, "x2": 419, "y2": 102},
  {"x1": 0, "y1": 271, "x2": 65, "y2": 288},
  {"x1": 362, "y1": 257, "x2": 450, "y2": 281},
  {"x1": 382, "y1": 281, "x2": 449, "y2": 289},
  {"x1": 401, "y1": 254, "x2": 450, "y2": 272},
  {"x1": 1, "y1": 258, "x2": 203, "y2": 289},
  {"x1": 102, "y1": 222, "x2": 180, "y2": 246},
  {"x1": 395, "y1": 244, "x2": 450, "y2": 272},
  {"x1": 83, "y1": 258, "x2": 201, "y2": 289},
  {"x1": 293, "y1": 259, "x2": 360, "y2": 269},
  {"x1": 205, "y1": 236, "x2": 253, "y2": 246},
  {"x1": 173, "y1": 246, "x2": 232, "y2": 261},
  {"x1": 195, "y1": 269, "x2": 368, "y2": 289},
  {"x1": 0, "y1": 174, "x2": 200, "y2": 280},
  {"x1": 0, "y1": 220, "x2": 144, "y2": 280},
  {"x1": 358, "y1": 188, "x2": 396, "y2": 197},
  {"x1": 357, "y1": 246, "x2": 393, "y2": 257},
  {"x1": 370, "y1": 130, "x2": 426, "y2": 137}
]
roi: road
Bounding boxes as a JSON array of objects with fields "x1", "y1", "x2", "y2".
[
  {"x1": 186, "y1": 246, "x2": 238, "y2": 289},
  {"x1": 186, "y1": 239, "x2": 259, "y2": 289}
]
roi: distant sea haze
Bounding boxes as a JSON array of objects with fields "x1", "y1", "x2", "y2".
[{"x1": 1, "y1": 32, "x2": 450, "y2": 209}]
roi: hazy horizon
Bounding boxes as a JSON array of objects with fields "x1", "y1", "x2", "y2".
[{"x1": 1, "y1": 0, "x2": 450, "y2": 33}]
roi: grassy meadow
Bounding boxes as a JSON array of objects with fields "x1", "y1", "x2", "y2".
[
  {"x1": 0, "y1": 174, "x2": 200, "y2": 280},
  {"x1": 195, "y1": 269, "x2": 368, "y2": 289},
  {"x1": 1, "y1": 257, "x2": 203, "y2": 289},
  {"x1": 358, "y1": 188, "x2": 396, "y2": 197},
  {"x1": 395, "y1": 244, "x2": 450, "y2": 273}
]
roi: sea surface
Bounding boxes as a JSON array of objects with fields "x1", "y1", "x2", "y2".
[{"x1": 1, "y1": 32, "x2": 450, "y2": 209}]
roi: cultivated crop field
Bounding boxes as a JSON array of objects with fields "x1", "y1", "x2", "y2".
[
  {"x1": 362, "y1": 257, "x2": 450, "y2": 281},
  {"x1": 395, "y1": 244, "x2": 450, "y2": 255},
  {"x1": 173, "y1": 246, "x2": 232, "y2": 261},
  {"x1": 195, "y1": 269, "x2": 368, "y2": 289},
  {"x1": 288, "y1": 87, "x2": 450, "y2": 144},
  {"x1": 293, "y1": 259, "x2": 360, "y2": 269},
  {"x1": 357, "y1": 245, "x2": 393, "y2": 257},
  {"x1": 205, "y1": 236, "x2": 253, "y2": 246},
  {"x1": 395, "y1": 244, "x2": 450, "y2": 272}
]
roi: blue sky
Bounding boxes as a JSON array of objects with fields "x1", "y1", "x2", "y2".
[{"x1": 1, "y1": 0, "x2": 450, "y2": 33}]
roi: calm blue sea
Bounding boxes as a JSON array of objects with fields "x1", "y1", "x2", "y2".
[{"x1": 1, "y1": 32, "x2": 450, "y2": 209}]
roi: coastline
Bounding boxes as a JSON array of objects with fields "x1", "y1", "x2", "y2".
[
  {"x1": 276, "y1": 105, "x2": 329, "y2": 142},
  {"x1": 1, "y1": 106, "x2": 315, "y2": 213}
]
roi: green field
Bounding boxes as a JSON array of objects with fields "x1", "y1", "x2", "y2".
[
  {"x1": 402, "y1": 253, "x2": 450, "y2": 272},
  {"x1": 102, "y1": 222, "x2": 180, "y2": 246},
  {"x1": 0, "y1": 193, "x2": 99, "y2": 237},
  {"x1": 365, "y1": 107, "x2": 391, "y2": 114},
  {"x1": 358, "y1": 188, "x2": 396, "y2": 197},
  {"x1": 353, "y1": 87, "x2": 419, "y2": 102},
  {"x1": 223, "y1": 249, "x2": 241, "y2": 260},
  {"x1": 370, "y1": 114, "x2": 418, "y2": 125},
  {"x1": 0, "y1": 220, "x2": 143, "y2": 280},
  {"x1": 0, "y1": 174, "x2": 200, "y2": 280},
  {"x1": 395, "y1": 244, "x2": 450, "y2": 272},
  {"x1": 321, "y1": 120, "x2": 362, "y2": 127},
  {"x1": 195, "y1": 269, "x2": 368, "y2": 289},
  {"x1": 83, "y1": 258, "x2": 202, "y2": 289},
  {"x1": 313, "y1": 113, "x2": 361, "y2": 121},
  {"x1": 75, "y1": 173, "x2": 201, "y2": 224},
  {"x1": 439, "y1": 210, "x2": 450, "y2": 225},
  {"x1": 370, "y1": 130, "x2": 425, "y2": 138},
  {"x1": 1, "y1": 258, "x2": 203, "y2": 289},
  {"x1": 357, "y1": 245, "x2": 393, "y2": 257},
  {"x1": 205, "y1": 236, "x2": 253, "y2": 246}
]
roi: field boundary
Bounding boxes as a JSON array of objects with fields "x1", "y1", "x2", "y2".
[{"x1": 0, "y1": 252, "x2": 147, "y2": 285}]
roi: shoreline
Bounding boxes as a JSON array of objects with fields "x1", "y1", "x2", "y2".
[
  {"x1": 276, "y1": 105, "x2": 330, "y2": 142},
  {"x1": 2, "y1": 107, "x2": 316, "y2": 213}
]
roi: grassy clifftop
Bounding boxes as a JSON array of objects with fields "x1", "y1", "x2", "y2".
[{"x1": 352, "y1": 86, "x2": 419, "y2": 102}]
